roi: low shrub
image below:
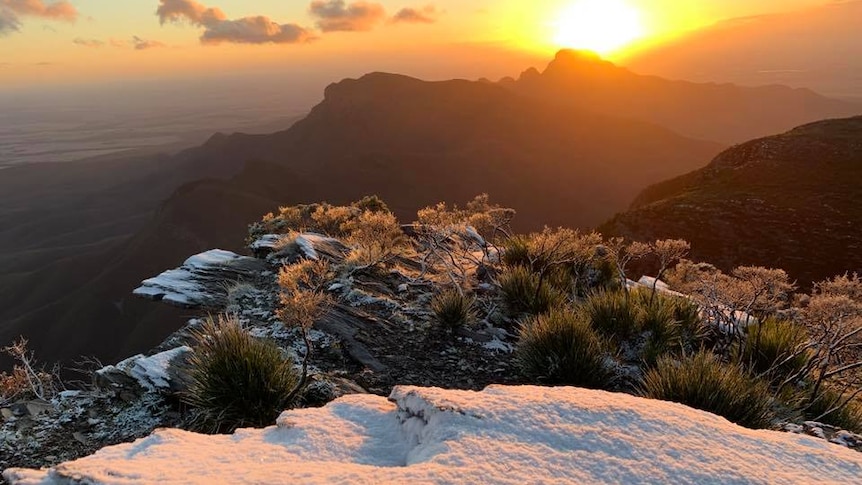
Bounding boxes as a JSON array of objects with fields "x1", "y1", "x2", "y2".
[
  {"x1": 516, "y1": 308, "x2": 612, "y2": 388},
  {"x1": 498, "y1": 265, "x2": 565, "y2": 316},
  {"x1": 642, "y1": 351, "x2": 775, "y2": 429},
  {"x1": 735, "y1": 317, "x2": 809, "y2": 381},
  {"x1": 633, "y1": 290, "x2": 703, "y2": 364},
  {"x1": 183, "y1": 315, "x2": 300, "y2": 433},
  {"x1": 432, "y1": 289, "x2": 475, "y2": 332}
]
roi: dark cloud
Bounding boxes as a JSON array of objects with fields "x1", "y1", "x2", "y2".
[
  {"x1": 132, "y1": 35, "x2": 166, "y2": 50},
  {"x1": 156, "y1": 0, "x2": 315, "y2": 44},
  {"x1": 73, "y1": 37, "x2": 104, "y2": 47},
  {"x1": 391, "y1": 5, "x2": 439, "y2": 24},
  {"x1": 0, "y1": 0, "x2": 76, "y2": 35},
  {"x1": 309, "y1": 0, "x2": 385, "y2": 32}
]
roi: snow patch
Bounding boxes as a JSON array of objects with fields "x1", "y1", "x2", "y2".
[
  {"x1": 7, "y1": 385, "x2": 862, "y2": 484},
  {"x1": 96, "y1": 347, "x2": 190, "y2": 392}
]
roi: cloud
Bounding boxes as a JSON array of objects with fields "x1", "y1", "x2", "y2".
[
  {"x1": 391, "y1": 5, "x2": 439, "y2": 24},
  {"x1": 132, "y1": 35, "x2": 166, "y2": 50},
  {"x1": 309, "y1": 0, "x2": 385, "y2": 32},
  {"x1": 156, "y1": 0, "x2": 225, "y2": 26},
  {"x1": 1, "y1": 0, "x2": 75, "y2": 35},
  {"x1": 2, "y1": 0, "x2": 76, "y2": 21},
  {"x1": 200, "y1": 16, "x2": 315, "y2": 44},
  {"x1": 73, "y1": 37, "x2": 104, "y2": 47},
  {"x1": 0, "y1": 7, "x2": 21, "y2": 34},
  {"x1": 156, "y1": 0, "x2": 315, "y2": 44}
]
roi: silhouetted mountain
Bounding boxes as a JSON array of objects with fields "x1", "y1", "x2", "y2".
[
  {"x1": 503, "y1": 49, "x2": 859, "y2": 144},
  {"x1": 601, "y1": 116, "x2": 862, "y2": 287},
  {"x1": 0, "y1": 72, "x2": 721, "y2": 368},
  {"x1": 626, "y1": 1, "x2": 862, "y2": 99}
]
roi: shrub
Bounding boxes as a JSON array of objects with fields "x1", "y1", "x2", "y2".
[
  {"x1": 735, "y1": 317, "x2": 809, "y2": 381},
  {"x1": 802, "y1": 387, "x2": 862, "y2": 433},
  {"x1": 516, "y1": 308, "x2": 612, "y2": 388},
  {"x1": 581, "y1": 290, "x2": 641, "y2": 341},
  {"x1": 431, "y1": 289, "x2": 475, "y2": 332},
  {"x1": 642, "y1": 351, "x2": 775, "y2": 429},
  {"x1": 501, "y1": 235, "x2": 532, "y2": 269},
  {"x1": 498, "y1": 265, "x2": 565, "y2": 316},
  {"x1": 183, "y1": 315, "x2": 300, "y2": 433},
  {"x1": 343, "y1": 210, "x2": 407, "y2": 271},
  {"x1": 632, "y1": 290, "x2": 704, "y2": 364}
]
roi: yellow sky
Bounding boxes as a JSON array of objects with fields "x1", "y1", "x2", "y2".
[{"x1": 0, "y1": 0, "x2": 831, "y2": 89}]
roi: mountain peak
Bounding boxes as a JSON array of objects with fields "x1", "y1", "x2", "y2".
[{"x1": 546, "y1": 49, "x2": 617, "y2": 73}]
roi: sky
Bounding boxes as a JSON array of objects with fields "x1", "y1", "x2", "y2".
[{"x1": 0, "y1": 0, "x2": 833, "y2": 90}]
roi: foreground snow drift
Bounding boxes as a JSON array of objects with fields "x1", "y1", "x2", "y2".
[{"x1": 6, "y1": 386, "x2": 862, "y2": 484}]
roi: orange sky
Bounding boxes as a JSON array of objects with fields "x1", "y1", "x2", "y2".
[{"x1": 0, "y1": 0, "x2": 832, "y2": 89}]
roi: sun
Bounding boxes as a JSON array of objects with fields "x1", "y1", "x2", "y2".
[{"x1": 552, "y1": 0, "x2": 646, "y2": 55}]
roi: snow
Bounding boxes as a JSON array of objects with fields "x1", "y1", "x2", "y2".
[
  {"x1": 96, "y1": 347, "x2": 191, "y2": 392},
  {"x1": 132, "y1": 249, "x2": 256, "y2": 308},
  {"x1": 183, "y1": 249, "x2": 243, "y2": 269},
  {"x1": 294, "y1": 234, "x2": 321, "y2": 260},
  {"x1": 7, "y1": 385, "x2": 862, "y2": 484}
]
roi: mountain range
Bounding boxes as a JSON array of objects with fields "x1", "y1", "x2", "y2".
[{"x1": 0, "y1": 52, "x2": 858, "y2": 369}]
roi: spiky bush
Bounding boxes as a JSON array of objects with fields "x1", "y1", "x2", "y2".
[
  {"x1": 183, "y1": 315, "x2": 300, "y2": 433},
  {"x1": 516, "y1": 308, "x2": 612, "y2": 388},
  {"x1": 432, "y1": 289, "x2": 475, "y2": 332},
  {"x1": 581, "y1": 290, "x2": 641, "y2": 341},
  {"x1": 501, "y1": 235, "x2": 532, "y2": 269},
  {"x1": 632, "y1": 290, "x2": 704, "y2": 364},
  {"x1": 498, "y1": 265, "x2": 565, "y2": 316},
  {"x1": 735, "y1": 317, "x2": 809, "y2": 381},
  {"x1": 642, "y1": 351, "x2": 775, "y2": 429}
]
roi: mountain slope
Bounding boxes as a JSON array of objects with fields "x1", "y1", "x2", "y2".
[
  {"x1": 601, "y1": 116, "x2": 862, "y2": 286},
  {"x1": 503, "y1": 49, "x2": 859, "y2": 144}
]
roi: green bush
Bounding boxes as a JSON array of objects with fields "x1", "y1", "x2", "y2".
[
  {"x1": 581, "y1": 290, "x2": 641, "y2": 341},
  {"x1": 642, "y1": 351, "x2": 775, "y2": 429},
  {"x1": 183, "y1": 315, "x2": 300, "y2": 433},
  {"x1": 803, "y1": 387, "x2": 862, "y2": 434},
  {"x1": 516, "y1": 308, "x2": 613, "y2": 388},
  {"x1": 735, "y1": 317, "x2": 809, "y2": 381},
  {"x1": 633, "y1": 290, "x2": 703, "y2": 364},
  {"x1": 499, "y1": 265, "x2": 565, "y2": 316},
  {"x1": 432, "y1": 289, "x2": 475, "y2": 332},
  {"x1": 501, "y1": 236, "x2": 532, "y2": 269}
]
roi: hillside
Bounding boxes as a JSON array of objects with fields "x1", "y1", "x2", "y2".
[
  {"x1": 0, "y1": 72, "x2": 721, "y2": 369},
  {"x1": 502, "y1": 49, "x2": 858, "y2": 144},
  {"x1": 601, "y1": 116, "x2": 862, "y2": 287}
]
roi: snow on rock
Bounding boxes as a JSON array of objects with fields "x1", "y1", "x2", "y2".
[
  {"x1": 96, "y1": 347, "x2": 191, "y2": 392},
  {"x1": 7, "y1": 385, "x2": 862, "y2": 484},
  {"x1": 133, "y1": 249, "x2": 265, "y2": 308}
]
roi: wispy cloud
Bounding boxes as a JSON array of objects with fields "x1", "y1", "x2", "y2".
[
  {"x1": 157, "y1": 0, "x2": 315, "y2": 45},
  {"x1": 0, "y1": 0, "x2": 77, "y2": 36},
  {"x1": 309, "y1": 0, "x2": 385, "y2": 32},
  {"x1": 132, "y1": 35, "x2": 166, "y2": 50},
  {"x1": 391, "y1": 5, "x2": 439, "y2": 24},
  {"x1": 73, "y1": 37, "x2": 104, "y2": 47}
]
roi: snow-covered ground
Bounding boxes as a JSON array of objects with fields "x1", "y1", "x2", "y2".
[{"x1": 7, "y1": 385, "x2": 862, "y2": 484}]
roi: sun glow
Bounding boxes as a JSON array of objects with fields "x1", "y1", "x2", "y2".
[{"x1": 553, "y1": 0, "x2": 646, "y2": 55}]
